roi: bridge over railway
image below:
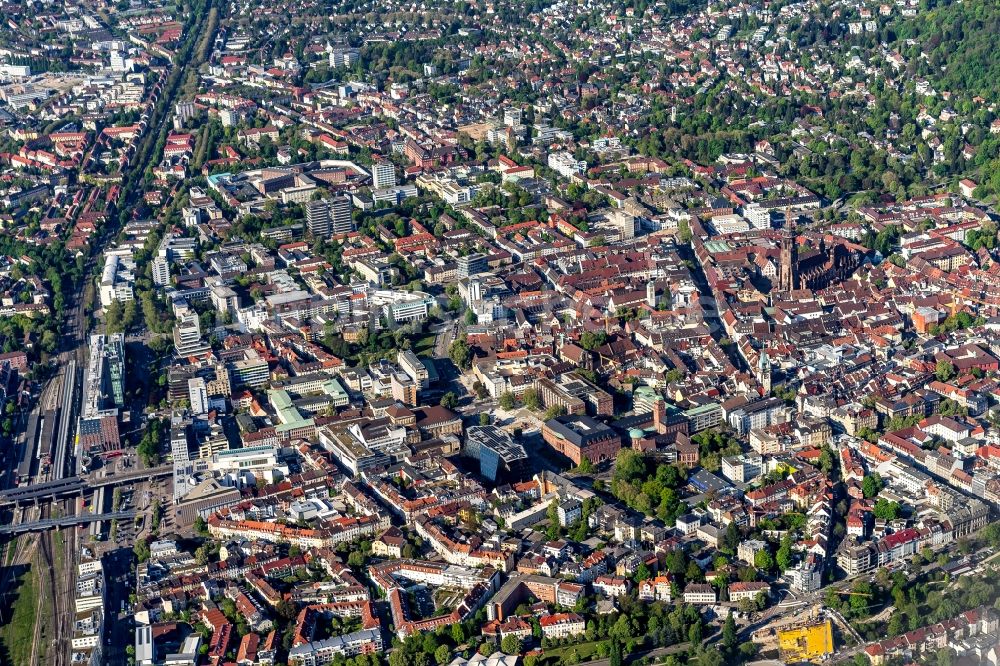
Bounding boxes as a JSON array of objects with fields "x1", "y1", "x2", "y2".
[
  {"x1": 0, "y1": 510, "x2": 136, "y2": 536},
  {"x1": 0, "y1": 464, "x2": 173, "y2": 508}
]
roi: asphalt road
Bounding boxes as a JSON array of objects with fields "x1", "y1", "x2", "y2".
[
  {"x1": 684, "y1": 243, "x2": 746, "y2": 371},
  {"x1": 102, "y1": 547, "x2": 135, "y2": 665},
  {"x1": 585, "y1": 642, "x2": 692, "y2": 666},
  {"x1": 432, "y1": 316, "x2": 458, "y2": 360}
]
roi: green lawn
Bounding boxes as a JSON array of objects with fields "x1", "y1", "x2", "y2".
[
  {"x1": 414, "y1": 333, "x2": 437, "y2": 357},
  {"x1": 0, "y1": 559, "x2": 40, "y2": 665},
  {"x1": 540, "y1": 640, "x2": 604, "y2": 666}
]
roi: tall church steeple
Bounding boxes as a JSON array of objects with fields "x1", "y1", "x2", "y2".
[
  {"x1": 758, "y1": 349, "x2": 772, "y2": 395},
  {"x1": 779, "y1": 208, "x2": 798, "y2": 293}
]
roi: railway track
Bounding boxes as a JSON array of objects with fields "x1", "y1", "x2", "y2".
[
  {"x1": 4, "y1": 1, "x2": 220, "y2": 660},
  {"x1": 30, "y1": 500, "x2": 70, "y2": 666},
  {"x1": 30, "y1": 505, "x2": 53, "y2": 666},
  {"x1": 0, "y1": 529, "x2": 38, "y2": 595}
]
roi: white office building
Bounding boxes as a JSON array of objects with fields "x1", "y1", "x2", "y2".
[
  {"x1": 175, "y1": 100, "x2": 196, "y2": 123},
  {"x1": 547, "y1": 151, "x2": 587, "y2": 179},
  {"x1": 306, "y1": 195, "x2": 354, "y2": 238},
  {"x1": 188, "y1": 377, "x2": 208, "y2": 415},
  {"x1": 329, "y1": 47, "x2": 360, "y2": 68},
  {"x1": 99, "y1": 253, "x2": 136, "y2": 307},
  {"x1": 136, "y1": 624, "x2": 155, "y2": 666},
  {"x1": 152, "y1": 256, "x2": 170, "y2": 287},
  {"x1": 173, "y1": 306, "x2": 211, "y2": 357},
  {"x1": 370, "y1": 290, "x2": 435, "y2": 324},
  {"x1": 372, "y1": 161, "x2": 396, "y2": 189}
]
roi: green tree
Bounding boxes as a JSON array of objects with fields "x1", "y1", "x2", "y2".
[
  {"x1": 677, "y1": 219, "x2": 692, "y2": 244},
  {"x1": 105, "y1": 299, "x2": 125, "y2": 333},
  {"x1": 981, "y1": 522, "x2": 1000, "y2": 549},
  {"x1": 887, "y1": 612, "x2": 904, "y2": 636},
  {"x1": 613, "y1": 449, "x2": 646, "y2": 481},
  {"x1": 817, "y1": 446, "x2": 835, "y2": 475},
  {"x1": 440, "y1": 392, "x2": 458, "y2": 409},
  {"x1": 610, "y1": 615, "x2": 634, "y2": 642},
  {"x1": 776, "y1": 535, "x2": 793, "y2": 571},
  {"x1": 499, "y1": 392, "x2": 516, "y2": 410},
  {"x1": 754, "y1": 549, "x2": 774, "y2": 572},
  {"x1": 500, "y1": 636, "x2": 522, "y2": 655},
  {"x1": 193, "y1": 515, "x2": 208, "y2": 536},
  {"x1": 276, "y1": 600, "x2": 298, "y2": 621},
  {"x1": 935, "y1": 360, "x2": 956, "y2": 382},
  {"x1": 687, "y1": 622, "x2": 703, "y2": 645},
  {"x1": 862, "y1": 473, "x2": 883, "y2": 499},
  {"x1": 873, "y1": 498, "x2": 901, "y2": 521},
  {"x1": 449, "y1": 336, "x2": 472, "y2": 369},
  {"x1": 134, "y1": 538, "x2": 150, "y2": 562},
  {"x1": 123, "y1": 299, "x2": 138, "y2": 330},
  {"x1": 609, "y1": 639, "x2": 623, "y2": 666},
  {"x1": 546, "y1": 499, "x2": 560, "y2": 530},
  {"x1": 136, "y1": 418, "x2": 164, "y2": 467},
  {"x1": 579, "y1": 331, "x2": 607, "y2": 351},
  {"x1": 523, "y1": 388, "x2": 541, "y2": 411},
  {"x1": 435, "y1": 645, "x2": 452, "y2": 665},
  {"x1": 543, "y1": 404, "x2": 567, "y2": 421},
  {"x1": 722, "y1": 522, "x2": 740, "y2": 554},
  {"x1": 721, "y1": 613, "x2": 737, "y2": 652},
  {"x1": 849, "y1": 580, "x2": 873, "y2": 617}
]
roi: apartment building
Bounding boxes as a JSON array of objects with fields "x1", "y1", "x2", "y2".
[
  {"x1": 306, "y1": 195, "x2": 354, "y2": 238},
  {"x1": 539, "y1": 613, "x2": 585, "y2": 639}
]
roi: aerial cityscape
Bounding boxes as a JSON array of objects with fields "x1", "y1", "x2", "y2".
[{"x1": 0, "y1": 0, "x2": 999, "y2": 664}]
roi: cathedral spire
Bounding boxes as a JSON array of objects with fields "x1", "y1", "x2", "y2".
[{"x1": 779, "y1": 207, "x2": 798, "y2": 293}]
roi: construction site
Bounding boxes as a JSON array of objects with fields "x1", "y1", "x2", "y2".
[
  {"x1": 750, "y1": 605, "x2": 844, "y2": 663},
  {"x1": 776, "y1": 619, "x2": 835, "y2": 663}
]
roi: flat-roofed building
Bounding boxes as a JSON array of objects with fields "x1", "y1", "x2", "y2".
[
  {"x1": 306, "y1": 195, "x2": 354, "y2": 238},
  {"x1": 397, "y1": 350, "x2": 429, "y2": 388},
  {"x1": 541, "y1": 414, "x2": 621, "y2": 465},
  {"x1": 466, "y1": 425, "x2": 529, "y2": 482}
]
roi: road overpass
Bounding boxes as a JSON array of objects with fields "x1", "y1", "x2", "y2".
[
  {"x1": 87, "y1": 464, "x2": 173, "y2": 489},
  {"x1": 0, "y1": 510, "x2": 136, "y2": 536},
  {"x1": 0, "y1": 477, "x2": 87, "y2": 505},
  {"x1": 0, "y1": 464, "x2": 173, "y2": 507}
]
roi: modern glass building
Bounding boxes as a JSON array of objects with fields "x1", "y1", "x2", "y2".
[{"x1": 466, "y1": 425, "x2": 529, "y2": 483}]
